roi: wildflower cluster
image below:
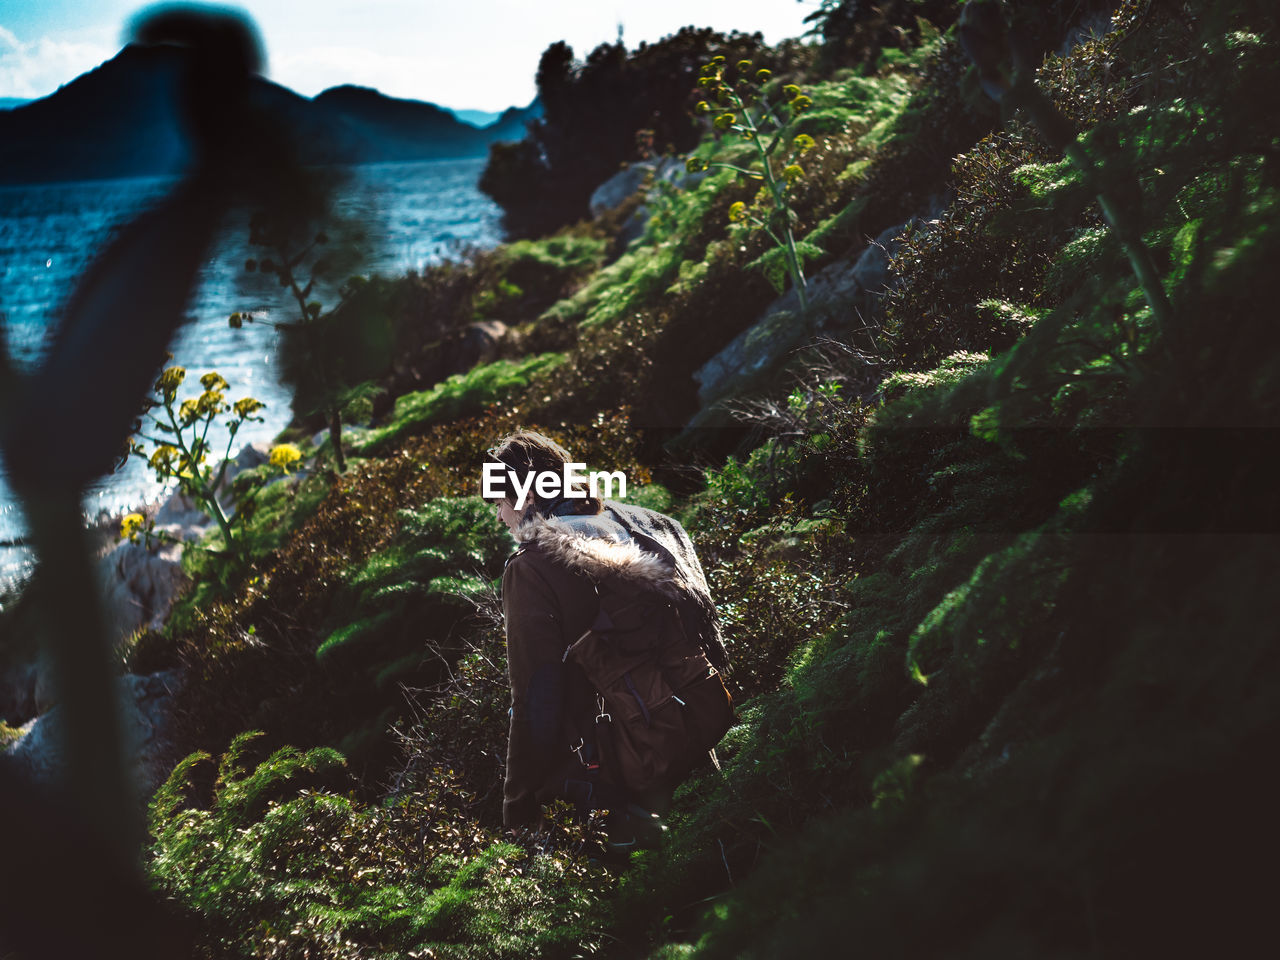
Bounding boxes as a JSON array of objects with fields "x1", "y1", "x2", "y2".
[
  {"x1": 119, "y1": 511, "x2": 147, "y2": 543},
  {"x1": 124, "y1": 363, "x2": 292, "y2": 561},
  {"x1": 687, "y1": 55, "x2": 823, "y2": 312},
  {"x1": 268, "y1": 442, "x2": 303, "y2": 473}
]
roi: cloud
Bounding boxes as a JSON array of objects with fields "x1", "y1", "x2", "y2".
[
  {"x1": 274, "y1": 45, "x2": 525, "y2": 111},
  {"x1": 0, "y1": 26, "x2": 115, "y2": 100}
]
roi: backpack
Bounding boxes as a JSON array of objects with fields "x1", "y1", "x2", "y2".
[{"x1": 562, "y1": 570, "x2": 734, "y2": 803}]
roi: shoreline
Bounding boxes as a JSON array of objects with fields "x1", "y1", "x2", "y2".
[{"x1": 0, "y1": 493, "x2": 172, "y2": 601}]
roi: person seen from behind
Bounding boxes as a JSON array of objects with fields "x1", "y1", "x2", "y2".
[{"x1": 484, "y1": 430, "x2": 731, "y2": 857}]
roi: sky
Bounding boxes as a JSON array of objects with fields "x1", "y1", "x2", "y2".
[{"x1": 0, "y1": 1, "x2": 820, "y2": 112}]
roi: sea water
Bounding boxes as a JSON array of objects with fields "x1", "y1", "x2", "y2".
[{"x1": 0, "y1": 157, "x2": 502, "y2": 591}]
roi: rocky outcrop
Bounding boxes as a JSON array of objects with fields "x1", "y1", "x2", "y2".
[
  {"x1": 688, "y1": 220, "x2": 919, "y2": 427},
  {"x1": 4, "y1": 669, "x2": 185, "y2": 801},
  {"x1": 2, "y1": 439, "x2": 277, "y2": 801},
  {"x1": 589, "y1": 157, "x2": 688, "y2": 217},
  {"x1": 589, "y1": 157, "x2": 704, "y2": 249},
  {"x1": 3, "y1": 440, "x2": 272, "y2": 725},
  {"x1": 96, "y1": 537, "x2": 188, "y2": 652}
]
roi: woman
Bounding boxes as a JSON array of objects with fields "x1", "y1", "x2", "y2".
[{"x1": 484, "y1": 430, "x2": 727, "y2": 850}]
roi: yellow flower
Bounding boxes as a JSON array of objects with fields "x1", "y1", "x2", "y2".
[
  {"x1": 695, "y1": 100, "x2": 711, "y2": 114},
  {"x1": 714, "y1": 112, "x2": 736, "y2": 131},
  {"x1": 179, "y1": 397, "x2": 200, "y2": 424},
  {"x1": 234, "y1": 397, "x2": 265, "y2": 418},
  {"x1": 200, "y1": 371, "x2": 229, "y2": 391},
  {"x1": 756, "y1": 68, "x2": 772, "y2": 82},
  {"x1": 710, "y1": 55, "x2": 726, "y2": 65},
  {"x1": 228, "y1": 312, "x2": 243, "y2": 329},
  {"x1": 784, "y1": 164, "x2": 805, "y2": 182},
  {"x1": 736, "y1": 59, "x2": 752, "y2": 73},
  {"x1": 686, "y1": 156, "x2": 708, "y2": 173},
  {"x1": 783, "y1": 84, "x2": 801, "y2": 98},
  {"x1": 119, "y1": 512, "x2": 145, "y2": 542},
  {"x1": 149, "y1": 444, "x2": 179, "y2": 479},
  {"x1": 155, "y1": 366, "x2": 186, "y2": 400},
  {"x1": 728, "y1": 201, "x2": 748, "y2": 223},
  {"x1": 269, "y1": 443, "x2": 303, "y2": 473},
  {"x1": 790, "y1": 94, "x2": 813, "y2": 113},
  {"x1": 793, "y1": 134, "x2": 816, "y2": 153},
  {"x1": 196, "y1": 389, "x2": 227, "y2": 416}
]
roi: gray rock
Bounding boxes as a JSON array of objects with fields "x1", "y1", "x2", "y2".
[
  {"x1": 5, "y1": 669, "x2": 186, "y2": 801},
  {"x1": 688, "y1": 219, "x2": 923, "y2": 427},
  {"x1": 588, "y1": 157, "x2": 689, "y2": 217},
  {"x1": 219, "y1": 440, "x2": 273, "y2": 500},
  {"x1": 152, "y1": 490, "x2": 210, "y2": 532},
  {"x1": 1058, "y1": 10, "x2": 1113, "y2": 55},
  {"x1": 693, "y1": 250, "x2": 872, "y2": 408},
  {"x1": 851, "y1": 221, "x2": 913, "y2": 294},
  {"x1": 96, "y1": 536, "x2": 188, "y2": 650},
  {"x1": 693, "y1": 307, "x2": 809, "y2": 409}
]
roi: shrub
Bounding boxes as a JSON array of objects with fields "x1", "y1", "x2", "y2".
[
  {"x1": 149, "y1": 733, "x2": 615, "y2": 958},
  {"x1": 480, "y1": 28, "x2": 795, "y2": 238}
]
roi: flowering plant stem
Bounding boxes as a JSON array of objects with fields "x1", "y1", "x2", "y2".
[
  {"x1": 723, "y1": 88, "x2": 809, "y2": 315},
  {"x1": 171, "y1": 408, "x2": 239, "y2": 555},
  {"x1": 131, "y1": 367, "x2": 271, "y2": 570},
  {"x1": 694, "y1": 58, "x2": 816, "y2": 315}
]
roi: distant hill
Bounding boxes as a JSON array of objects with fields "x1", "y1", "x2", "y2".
[
  {"x1": 0, "y1": 98, "x2": 31, "y2": 110},
  {"x1": 482, "y1": 100, "x2": 543, "y2": 143},
  {"x1": 312, "y1": 86, "x2": 487, "y2": 163},
  {"x1": 452, "y1": 108, "x2": 501, "y2": 128},
  {"x1": 0, "y1": 45, "x2": 538, "y2": 185}
]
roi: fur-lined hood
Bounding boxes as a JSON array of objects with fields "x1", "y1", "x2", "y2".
[
  {"x1": 510, "y1": 509, "x2": 687, "y2": 599},
  {"x1": 508, "y1": 500, "x2": 728, "y2": 670}
]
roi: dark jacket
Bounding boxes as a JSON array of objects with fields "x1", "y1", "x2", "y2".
[{"x1": 500, "y1": 500, "x2": 721, "y2": 827}]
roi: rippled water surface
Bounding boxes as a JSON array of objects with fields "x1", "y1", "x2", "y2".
[{"x1": 0, "y1": 157, "x2": 501, "y2": 589}]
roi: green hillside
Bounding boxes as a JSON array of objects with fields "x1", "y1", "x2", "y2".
[{"x1": 9, "y1": 1, "x2": 1277, "y2": 956}]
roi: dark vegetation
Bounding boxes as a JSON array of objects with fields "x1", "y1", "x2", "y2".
[
  {"x1": 4, "y1": 1, "x2": 1275, "y2": 956},
  {"x1": 478, "y1": 28, "x2": 811, "y2": 239}
]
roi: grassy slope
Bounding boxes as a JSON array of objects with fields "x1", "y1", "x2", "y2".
[{"x1": 139, "y1": 3, "x2": 1280, "y2": 957}]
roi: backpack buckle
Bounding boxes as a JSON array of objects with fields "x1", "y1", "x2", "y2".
[
  {"x1": 595, "y1": 694, "x2": 611, "y2": 725},
  {"x1": 570, "y1": 737, "x2": 599, "y2": 770}
]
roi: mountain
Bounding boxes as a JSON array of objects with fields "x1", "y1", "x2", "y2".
[
  {"x1": 451, "y1": 108, "x2": 502, "y2": 128},
  {"x1": 0, "y1": 45, "x2": 538, "y2": 185},
  {"x1": 0, "y1": 46, "x2": 189, "y2": 184},
  {"x1": 482, "y1": 100, "x2": 543, "y2": 143},
  {"x1": 311, "y1": 85, "x2": 490, "y2": 163}
]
